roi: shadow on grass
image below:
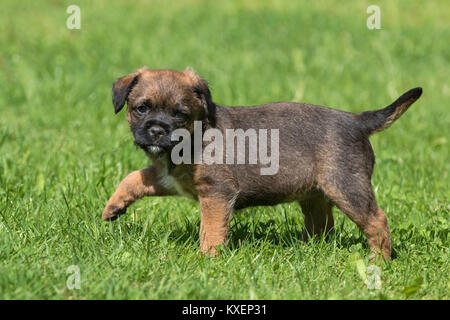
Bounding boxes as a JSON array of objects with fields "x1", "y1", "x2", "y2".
[{"x1": 161, "y1": 213, "x2": 387, "y2": 256}]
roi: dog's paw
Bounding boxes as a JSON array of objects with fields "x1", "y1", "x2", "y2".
[{"x1": 102, "y1": 204, "x2": 127, "y2": 221}]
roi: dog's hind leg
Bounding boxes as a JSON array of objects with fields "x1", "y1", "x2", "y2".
[
  {"x1": 318, "y1": 174, "x2": 391, "y2": 261},
  {"x1": 299, "y1": 194, "x2": 334, "y2": 241}
]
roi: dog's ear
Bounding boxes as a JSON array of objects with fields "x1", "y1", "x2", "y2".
[
  {"x1": 184, "y1": 67, "x2": 216, "y2": 126},
  {"x1": 112, "y1": 68, "x2": 145, "y2": 114}
]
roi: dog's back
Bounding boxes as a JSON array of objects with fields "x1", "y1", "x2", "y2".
[{"x1": 215, "y1": 88, "x2": 422, "y2": 209}]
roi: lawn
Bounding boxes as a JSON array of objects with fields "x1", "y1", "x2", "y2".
[{"x1": 0, "y1": 0, "x2": 448, "y2": 299}]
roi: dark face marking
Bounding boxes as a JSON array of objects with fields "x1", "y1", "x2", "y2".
[{"x1": 112, "y1": 68, "x2": 215, "y2": 156}]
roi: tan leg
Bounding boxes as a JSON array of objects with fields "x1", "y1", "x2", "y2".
[
  {"x1": 361, "y1": 208, "x2": 391, "y2": 261},
  {"x1": 320, "y1": 181, "x2": 392, "y2": 261},
  {"x1": 198, "y1": 196, "x2": 232, "y2": 256},
  {"x1": 315, "y1": 158, "x2": 393, "y2": 261},
  {"x1": 299, "y1": 196, "x2": 334, "y2": 241},
  {"x1": 102, "y1": 166, "x2": 174, "y2": 221}
]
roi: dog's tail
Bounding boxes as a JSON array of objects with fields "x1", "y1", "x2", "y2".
[{"x1": 358, "y1": 87, "x2": 422, "y2": 135}]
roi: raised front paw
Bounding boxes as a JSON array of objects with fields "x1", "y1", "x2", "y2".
[{"x1": 102, "y1": 203, "x2": 127, "y2": 221}]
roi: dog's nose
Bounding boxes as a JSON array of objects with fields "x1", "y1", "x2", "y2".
[{"x1": 149, "y1": 125, "x2": 166, "y2": 138}]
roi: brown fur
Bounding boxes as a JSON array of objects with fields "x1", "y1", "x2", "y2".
[
  {"x1": 199, "y1": 196, "x2": 233, "y2": 255},
  {"x1": 102, "y1": 166, "x2": 174, "y2": 221},
  {"x1": 104, "y1": 67, "x2": 422, "y2": 260}
]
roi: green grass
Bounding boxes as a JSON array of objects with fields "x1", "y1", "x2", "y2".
[{"x1": 0, "y1": 0, "x2": 448, "y2": 299}]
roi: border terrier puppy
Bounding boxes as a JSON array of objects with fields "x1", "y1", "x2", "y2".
[{"x1": 103, "y1": 67, "x2": 422, "y2": 260}]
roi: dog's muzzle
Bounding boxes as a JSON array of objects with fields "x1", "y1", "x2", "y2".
[{"x1": 133, "y1": 124, "x2": 174, "y2": 155}]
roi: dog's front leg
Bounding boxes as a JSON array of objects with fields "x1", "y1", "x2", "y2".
[
  {"x1": 199, "y1": 196, "x2": 233, "y2": 256},
  {"x1": 102, "y1": 166, "x2": 173, "y2": 221}
]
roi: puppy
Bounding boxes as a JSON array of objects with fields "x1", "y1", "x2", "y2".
[{"x1": 102, "y1": 67, "x2": 422, "y2": 260}]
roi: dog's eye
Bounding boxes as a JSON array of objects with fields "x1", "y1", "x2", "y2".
[
  {"x1": 175, "y1": 106, "x2": 190, "y2": 119},
  {"x1": 135, "y1": 105, "x2": 149, "y2": 115},
  {"x1": 175, "y1": 110, "x2": 189, "y2": 119}
]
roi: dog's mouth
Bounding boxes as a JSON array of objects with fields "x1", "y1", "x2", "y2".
[
  {"x1": 134, "y1": 141, "x2": 168, "y2": 155},
  {"x1": 145, "y1": 145, "x2": 165, "y2": 155}
]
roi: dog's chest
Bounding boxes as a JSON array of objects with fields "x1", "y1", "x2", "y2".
[{"x1": 157, "y1": 161, "x2": 196, "y2": 199}]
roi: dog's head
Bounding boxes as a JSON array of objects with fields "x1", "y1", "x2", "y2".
[{"x1": 112, "y1": 67, "x2": 215, "y2": 156}]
